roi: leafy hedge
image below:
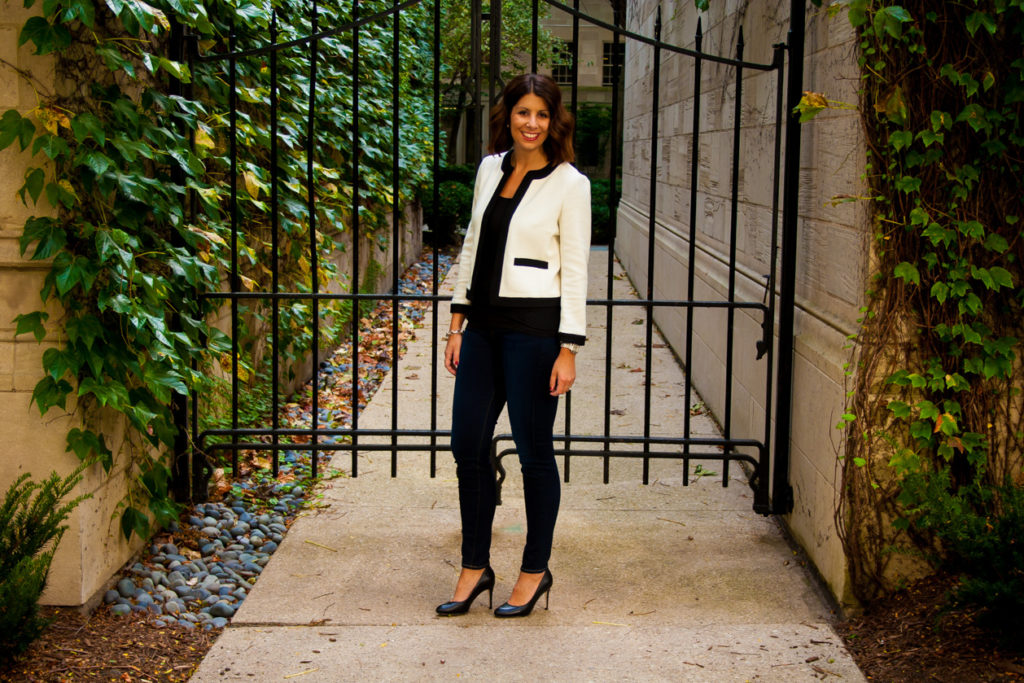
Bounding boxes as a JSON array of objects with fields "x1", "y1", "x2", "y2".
[{"x1": 2, "y1": 0, "x2": 435, "y2": 539}]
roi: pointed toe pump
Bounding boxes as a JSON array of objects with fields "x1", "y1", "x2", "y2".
[
  {"x1": 494, "y1": 569, "x2": 552, "y2": 618},
  {"x1": 436, "y1": 566, "x2": 495, "y2": 615}
]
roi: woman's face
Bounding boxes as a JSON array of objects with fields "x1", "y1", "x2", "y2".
[{"x1": 509, "y1": 92, "x2": 550, "y2": 157}]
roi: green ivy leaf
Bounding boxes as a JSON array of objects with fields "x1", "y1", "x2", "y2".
[
  {"x1": 18, "y1": 15, "x2": 72, "y2": 54},
  {"x1": 965, "y1": 11, "x2": 997, "y2": 37},
  {"x1": 989, "y1": 267, "x2": 1013, "y2": 290},
  {"x1": 874, "y1": 6, "x2": 912, "y2": 39},
  {"x1": 31, "y1": 375, "x2": 72, "y2": 414},
  {"x1": 45, "y1": 181, "x2": 77, "y2": 209},
  {"x1": 14, "y1": 311, "x2": 49, "y2": 341},
  {"x1": 78, "y1": 376, "x2": 130, "y2": 409},
  {"x1": 32, "y1": 134, "x2": 69, "y2": 160},
  {"x1": 70, "y1": 112, "x2": 106, "y2": 145},
  {"x1": 888, "y1": 400, "x2": 912, "y2": 419},
  {"x1": 120, "y1": 506, "x2": 150, "y2": 541},
  {"x1": 0, "y1": 110, "x2": 28, "y2": 150},
  {"x1": 140, "y1": 459, "x2": 169, "y2": 498},
  {"x1": 957, "y1": 104, "x2": 990, "y2": 134},
  {"x1": 144, "y1": 363, "x2": 188, "y2": 400},
  {"x1": 42, "y1": 346, "x2": 77, "y2": 382},
  {"x1": 66, "y1": 427, "x2": 113, "y2": 471},
  {"x1": 21, "y1": 167, "x2": 46, "y2": 204},
  {"x1": 19, "y1": 216, "x2": 64, "y2": 259},
  {"x1": 148, "y1": 495, "x2": 182, "y2": 527},
  {"x1": 889, "y1": 129, "x2": 913, "y2": 151},
  {"x1": 894, "y1": 261, "x2": 921, "y2": 285},
  {"x1": 66, "y1": 314, "x2": 105, "y2": 349}
]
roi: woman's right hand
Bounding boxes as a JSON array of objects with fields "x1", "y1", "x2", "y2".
[{"x1": 444, "y1": 333, "x2": 462, "y2": 376}]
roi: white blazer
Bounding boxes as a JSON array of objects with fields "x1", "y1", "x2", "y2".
[{"x1": 451, "y1": 152, "x2": 591, "y2": 344}]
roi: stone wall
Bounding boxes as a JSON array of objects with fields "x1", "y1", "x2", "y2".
[
  {"x1": 0, "y1": 0, "x2": 146, "y2": 606},
  {"x1": 617, "y1": 0, "x2": 866, "y2": 608}
]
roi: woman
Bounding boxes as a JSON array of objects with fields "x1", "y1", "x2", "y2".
[{"x1": 436, "y1": 73, "x2": 591, "y2": 618}]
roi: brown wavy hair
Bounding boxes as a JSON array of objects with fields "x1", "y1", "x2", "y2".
[{"x1": 488, "y1": 73, "x2": 575, "y2": 165}]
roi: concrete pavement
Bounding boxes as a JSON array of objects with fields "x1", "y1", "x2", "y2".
[{"x1": 190, "y1": 251, "x2": 864, "y2": 682}]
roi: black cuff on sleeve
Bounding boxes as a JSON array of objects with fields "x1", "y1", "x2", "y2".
[
  {"x1": 558, "y1": 333, "x2": 586, "y2": 346},
  {"x1": 450, "y1": 303, "x2": 471, "y2": 315}
]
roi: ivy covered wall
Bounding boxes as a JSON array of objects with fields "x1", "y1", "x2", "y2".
[{"x1": 0, "y1": 0, "x2": 435, "y2": 604}]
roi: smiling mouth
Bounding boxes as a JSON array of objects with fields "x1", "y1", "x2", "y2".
[{"x1": 521, "y1": 132, "x2": 541, "y2": 141}]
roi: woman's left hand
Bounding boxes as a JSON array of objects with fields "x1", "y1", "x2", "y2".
[{"x1": 549, "y1": 348, "x2": 577, "y2": 396}]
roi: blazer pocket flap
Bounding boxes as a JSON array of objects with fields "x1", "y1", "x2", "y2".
[{"x1": 513, "y1": 257, "x2": 549, "y2": 269}]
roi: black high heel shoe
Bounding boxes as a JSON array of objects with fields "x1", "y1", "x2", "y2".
[
  {"x1": 493, "y1": 568, "x2": 552, "y2": 618},
  {"x1": 436, "y1": 566, "x2": 495, "y2": 615}
]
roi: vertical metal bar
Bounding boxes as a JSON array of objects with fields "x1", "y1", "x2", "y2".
[
  {"x1": 351, "y1": 0, "x2": 361, "y2": 477},
  {"x1": 772, "y1": 0, "x2": 806, "y2": 515},
  {"x1": 602, "y1": 15, "x2": 623, "y2": 486},
  {"x1": 391, "y1": 0, "x2": 401, "y2": 478},
  {"x1": 642, "y1": 6, "x2": 661, "y2": 485},
  {"x1": 168, "y1": 17, "x2": 188, "y2": 500},
  {"x1": 531, "y1": 0, "x2": 538, "y2": 73},
  {"x1": 563, "y1": 392, "x2": 571, "y2": 483},
  {"x1": 228, "y1": 23, "x2": 240, "y2": 479},
  {"x1": 489, "y1": 0, "x2": 501, "y2": 105},
  {"x1": 570, "y1": 0, "x2": 579, "y2": 120},
  {"x1": 470, "y1": 0, "x2": 482, "y2": 162},
  {"x1": 682, "y1": 18, "x2": 702, "y2": 487},
  {"x1": 308, "y1": 0, "x2": 321, "y2": 479},
  {"x1": 270, "y1": 11, "x2": 281, "y2": 480},
  {"x1": 562, "y1": 0, "x2": 581, "y2": 483},
  {"x1": 186, "y1": 30, "x2": 203, "y2": 501},
  {"x1": 430, "y1": 0, "x2": 441, "y2": 478},
  {"x1": 759, "y1": 43, "x2": 786, "y2": 513},
  {"x1": 722, "y1": 28, "x2": 744, "y2": 489}
]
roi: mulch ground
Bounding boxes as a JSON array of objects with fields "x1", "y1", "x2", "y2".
[
  {"x1": 0, "y1": 606, "x2": 216, "y2": 681},
  {"x1": 836, "y1": 572, "x2": 1024, "y2": 682}
]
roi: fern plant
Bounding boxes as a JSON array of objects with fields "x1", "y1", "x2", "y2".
[{"x1": 0, "y1": 466, "x2": 89, "y2": 660}]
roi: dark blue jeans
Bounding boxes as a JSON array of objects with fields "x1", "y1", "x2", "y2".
[{"x1": 451, "y1": 326, "x2": 562, "y2": 573}]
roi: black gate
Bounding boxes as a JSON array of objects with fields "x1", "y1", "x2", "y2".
[{"x1": 179, "y1": 0, "x2": 805, "y2": 515}]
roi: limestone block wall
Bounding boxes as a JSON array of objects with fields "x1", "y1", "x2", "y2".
[
  {"x1": 0, "y1": 0, "x2": 145, "y2": 606},
  {"x1": 617, "y1": 0, "x2": 866, "y2": 608}
]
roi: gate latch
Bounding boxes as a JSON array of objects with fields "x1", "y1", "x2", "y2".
[{"x1": 756, "y1": 317, "x2": 771, "y2": 360}]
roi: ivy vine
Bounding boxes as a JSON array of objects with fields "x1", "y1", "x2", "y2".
[
  {"x1": 827, "y1": 0, "x2": 1024, "y2": 604},
  {"x1": 2, "y1": 0, "x2": 435, "y2": 539}
]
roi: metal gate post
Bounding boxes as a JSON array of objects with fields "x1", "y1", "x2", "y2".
[
  {"x1": 167, "y1": 16, "x2": 190, "y2": 501},
  {"x1": 771, "y1": 0, "x2": 806, "y2": 515},
  {"x1": 488, "y1": 0, "x2": 502, "y2": 104},
  {"x1": 470, "y1": 0, "x2": 483, "y2": 161}
]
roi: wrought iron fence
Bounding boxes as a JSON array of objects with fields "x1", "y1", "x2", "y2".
[{"x1": 178, "y1": 0, "x2": 804, "y2": 516}]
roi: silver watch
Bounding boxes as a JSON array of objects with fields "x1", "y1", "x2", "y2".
[{"x1": 560, "y1": 342, "x2": 580, "y2": 355}]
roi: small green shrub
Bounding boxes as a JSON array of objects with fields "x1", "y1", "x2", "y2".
[
  {"x1": 590, "y1": 177, "x2": 621, "y2": 246},
  {"x1": 420, "y1": 169, "x2": 474, "y2": 247},
  {"x1": 0, "y1": 466, "x2": 89, "y2": 660},
  {"x1": 907, "y1": 478, "x2": 1024, "y2": 649},
  {"x1": 575, "y1": 103, "x2": 613, "y2": 172}
]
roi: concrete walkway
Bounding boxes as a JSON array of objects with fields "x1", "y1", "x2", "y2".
[{"x1": 190, "y1": 252, "x2": 864, "y2": 682}]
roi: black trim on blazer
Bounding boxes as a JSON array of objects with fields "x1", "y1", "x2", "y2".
[
  {"x1": 559, "y1": 333, "x2": 587, "y2": 345},
  {"x1": 513, "y1": 257, "x2": 549, "y2": 269}
]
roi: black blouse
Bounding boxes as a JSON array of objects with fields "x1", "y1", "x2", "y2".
[{"x1": 466, "y1": 175, "x2": 560, "y2": 337}]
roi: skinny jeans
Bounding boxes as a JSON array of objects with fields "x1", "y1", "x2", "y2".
[{"x1": 451, "y1": 326, "x2": 561, "y2": 573}]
